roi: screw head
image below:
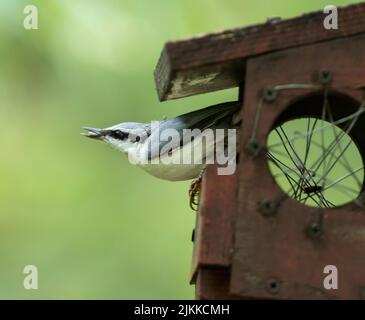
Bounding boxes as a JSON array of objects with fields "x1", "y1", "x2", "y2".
[
  {"x1": 246, "y1": 139, "x2": 261, "y2": 157},
  {"x1": 307, "y1": 222, "x2": 323, "y2": 239},
  {"x1": 263, "y1": 86, "x2": 277, "y2": 102},
  {"x1": 319, "y1": 69, "x2": 332, "y2": 85},
  {"x1": 259, "y1": 200, "x2": 279, "y2": 217},
  {"x1": 266, "y1": 279, "x2": 281, "y2": 294}
]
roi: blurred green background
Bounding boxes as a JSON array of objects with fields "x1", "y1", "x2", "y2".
[{"x1": 0, "y1": 0, "x2": 361, "y2": 299}]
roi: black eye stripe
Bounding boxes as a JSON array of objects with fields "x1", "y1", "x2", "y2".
[
  {"x1": 111, "y1": 130, "x2": 127, "y2": 140},
  {"x1": 110, "y1": 130, "x2": 145, "y2": 142}
]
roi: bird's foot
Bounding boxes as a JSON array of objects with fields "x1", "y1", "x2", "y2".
[
  {"x1": 189, "y1": 168, "x2": 206, "y2": 211},
  {"x1": 189, "y1": 178, "x2": 202, "y2": 211}
]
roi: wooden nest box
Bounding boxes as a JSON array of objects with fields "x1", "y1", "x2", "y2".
[{"x1": 155, "y1": 3, "x2": 365, "y2": 299}]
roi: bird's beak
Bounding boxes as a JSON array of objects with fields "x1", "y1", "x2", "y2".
[{"x1": 81, "y1": 127, "x2": 105, "y2": 140}]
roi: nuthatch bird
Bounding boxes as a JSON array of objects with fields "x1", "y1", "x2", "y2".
[{"x1": 83, "y1": 101, "x2": 241, "y2": 209}]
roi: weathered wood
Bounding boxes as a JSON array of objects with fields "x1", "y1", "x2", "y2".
[
  {"x1": 231, "y1": 34, "x2": 365, "y2": 299},
  {"x1": 195, "y1": 267, "x2": 240, "y2": 300},
  {"x1": 155, "y1": 3, "x2": 365, "y2": 101},
  {"x1": 153, "y1": 2, "x2": 365, "y2": 300},
  {"x1": 191, "y1": 164, "x2": 237, "y2": 283}
]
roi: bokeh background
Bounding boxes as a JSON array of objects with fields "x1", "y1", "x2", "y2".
[{"x1": 0, "y1": 0, "x2": 362, "y2": 299}]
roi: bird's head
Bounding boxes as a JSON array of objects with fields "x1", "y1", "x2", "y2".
[{"x1": 82, "y1": 122, "x2": 149, "y2": 154}]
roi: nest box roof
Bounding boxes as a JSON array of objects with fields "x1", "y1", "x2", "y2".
[{"x1": 154, "y1": 3, "x2": 365, "y2": 101}]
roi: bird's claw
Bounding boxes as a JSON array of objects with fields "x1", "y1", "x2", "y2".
[{"x1": 189, "y1": 177, "x2": 202, "y2": 211}]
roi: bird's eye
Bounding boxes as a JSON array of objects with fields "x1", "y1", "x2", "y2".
[
  {"x1": 111, "y1": 130, "x2": 127, "y2": 140},
  {"x1": 135, "y1": 136, "x2": 140, "y2": 142}
]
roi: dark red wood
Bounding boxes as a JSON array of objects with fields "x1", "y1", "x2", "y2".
[
  {"x1": 191, "y1": 164, "x2": 237, "y2": 283},
  {"x1": 195, "y1": 267, "x2": 241, "y2": 300},
  {"x1": 231, "y1": 34, "x2": 365, "y2": 299},
  {"x1": 153, "y1": 2, "x2": 365, "y2": 300},
  {"x1": 155, "y1": 3, "x2": 365, "y2": 101}
]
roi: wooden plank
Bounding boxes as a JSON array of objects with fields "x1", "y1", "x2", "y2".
[
  {"x1": 155, "y1": 3, "x2": 365, "y2": 101},
  {"x1": 195, "y1": 267, "x2": 240, "y2": 300},
  {"x1": 231, "y1": 34, "x2": 365, "y2": 299},
  {"x1": 191, "y1": 164, "x2": 237, "y2": 283}
]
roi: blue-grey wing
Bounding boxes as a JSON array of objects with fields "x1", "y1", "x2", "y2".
[{"x1": 147, "y1": 101, "x2": 240, "y2": 160}]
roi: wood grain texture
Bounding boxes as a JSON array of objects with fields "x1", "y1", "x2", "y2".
[
  {"x1": 191, "y1": 164, "x2": 238, "y2": 283},
  {"x1": 155, "y1": 3, "x2": 365, "y2": 101},
  {"x1": 231, "y1": 34, "x2": 365, "y2": 299},
  {"x1": 195, "y1": 267, "x2": 241, "y2": 300}
]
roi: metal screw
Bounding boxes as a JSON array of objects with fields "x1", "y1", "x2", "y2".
[
  {"x1": 259, "y1": 200, "x2": 280, "y2": 217},
  {"x1": 307, "y1": 222, "x2": 323, "y2": 239},
  {"x1": 263, "y1": 86, "x2": 277, "y2": 102},
  {"x1": 266, "y1": 279, "x2": 281, "y2": 294},
  {"x1": 306, "y1": 210, "x2": 324, "y2": 240},
  {"x1": 246, "y1": 139, "x2": 261, "y2": 157},
  {"x1": 319, "y1": 69, "x2": 332, "y2": 85}
]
